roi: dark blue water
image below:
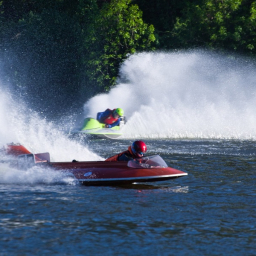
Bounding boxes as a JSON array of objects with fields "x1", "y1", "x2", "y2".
[{"x1": 1, "y1": 139, "x2": 256, "y2": 255}]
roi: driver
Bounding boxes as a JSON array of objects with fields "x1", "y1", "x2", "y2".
[
  {"x1": 96, "y1": 108, "x2": 124, "y2": 128},
  {"x1": 105, "y1": 141, "x2": 147, "y2": 161}
]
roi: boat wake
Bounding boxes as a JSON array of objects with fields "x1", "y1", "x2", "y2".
[
  {"x1": 0, "y1": 162, "x2": 77, "y2": 185},
  {"x1": 84, "y1": 50, "x2": 256, "y2": 140}
]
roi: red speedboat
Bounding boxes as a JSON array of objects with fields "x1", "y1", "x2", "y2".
[{"x1": 3, "y1": 144, "x2": 187, "y2": 185}]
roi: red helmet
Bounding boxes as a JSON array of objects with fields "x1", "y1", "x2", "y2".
[{"x1": 131, "y1": 141, "x2": 147, "y2": 158}]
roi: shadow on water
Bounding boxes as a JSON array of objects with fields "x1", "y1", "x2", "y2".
[{"x1": 114, "y1": 183, "x2": 189, "y2": 192}]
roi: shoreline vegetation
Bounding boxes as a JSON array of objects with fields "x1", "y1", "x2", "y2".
[{"x1": 0, "y1": 0, "x2": 255, "y2": 118}]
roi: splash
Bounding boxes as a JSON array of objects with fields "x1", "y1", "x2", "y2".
[
  {"x1": 0, "y1": 87, "x2": 102, "y2": 162},
  {"x1": 0, "y1": 163, "x2": 77, "y2": 185},
  {"x1": 0, "y1": 84, "x2": 104, "y2": 184},
  {"x1": 84, "y1": 51, "x2": 256, "y2": 139}
]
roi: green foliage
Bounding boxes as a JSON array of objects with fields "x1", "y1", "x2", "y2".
[
  {"x1": 0, "y1": 0, "x2": 155, "y2": 114},
  {"x1": 133, "y1": 0, "x2": 186, "y2": 48},
  {"x1": 170, "y1": 0, "x2": 256, "y2": 54},
  {"x1": 1, "y1": 0, "x2": 256, "y2": 118},
  {"x1": 135, "y1": 0, "x2": 256, "y2": 55},
  {"x1": 84, "y1": 0, "x2": 155, "y2": 91},
  {"x1": 0, "y1": 0, "x2": 99, "y2": 117}
]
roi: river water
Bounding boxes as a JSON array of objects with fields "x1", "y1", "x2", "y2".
[
  {"x1": 1, "y1": 51, "x2": 256, "y2": 255},
  {"x1": 1, "y1": 138, "x2": 256, "y2": 256}
]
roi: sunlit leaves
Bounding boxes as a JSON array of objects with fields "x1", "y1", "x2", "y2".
[
  {"x1": 171, "y1": 0, "x2": 256, "y2": 54},
  {"x1": 84, "y1": 0, "x2": 155, "y2": 91}
]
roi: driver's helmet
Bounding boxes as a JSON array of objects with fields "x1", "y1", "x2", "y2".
[
  {"x1": 131, "y1": 141, "x2": 147, "y2": 158},
  {"x1": 113, "y1": 108, "x2": 124, "y2": 118}
]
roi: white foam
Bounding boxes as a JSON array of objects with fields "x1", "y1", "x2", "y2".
[
  {"x1": 0, "y1": 163, "x2": 77, "y2": 185},
  {"x1": 0, "y1": 88, "x2": 103, "y2": 162},
  {"x1": 84, "y1": 51, "x2": 256, "y2": 139}
]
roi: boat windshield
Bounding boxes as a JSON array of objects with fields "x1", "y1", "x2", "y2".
[{"x1": 127, "y1": 155, "x2": 168, "y2": 169}]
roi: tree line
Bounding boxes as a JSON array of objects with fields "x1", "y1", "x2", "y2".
[{"x1": 0, "y1": 0, "x2": 255, "y2": 118}]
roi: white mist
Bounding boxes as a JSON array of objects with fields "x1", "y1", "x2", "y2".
[
  {"x1": 0, "y1": 89, "x2": 102, "y2": 162},
  {"x1": 84, "y1": 51, "x2": 256, "y2": 139}
]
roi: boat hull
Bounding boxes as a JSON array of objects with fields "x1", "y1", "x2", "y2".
[
  {"x1": 48, "y1": 161, "x2": 187, "y2": 185},
  {"x1": 79, "y1": 117, "x2": 124, "y2": 139},
  {"x1": 79, "y1": 128, "x2": 122, "y2": 139}
]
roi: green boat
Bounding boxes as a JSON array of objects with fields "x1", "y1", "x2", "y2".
[{"x1": 79, "y1": 117, "x2": 126, "y2": 139}]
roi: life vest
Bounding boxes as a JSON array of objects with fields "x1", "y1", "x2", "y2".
[
  {"x1": 102, "y1": 109, "x2": 119, "y2": 125},
  {"x1": 105, "y1": 146, "x2": 135, "y2": 162}
]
